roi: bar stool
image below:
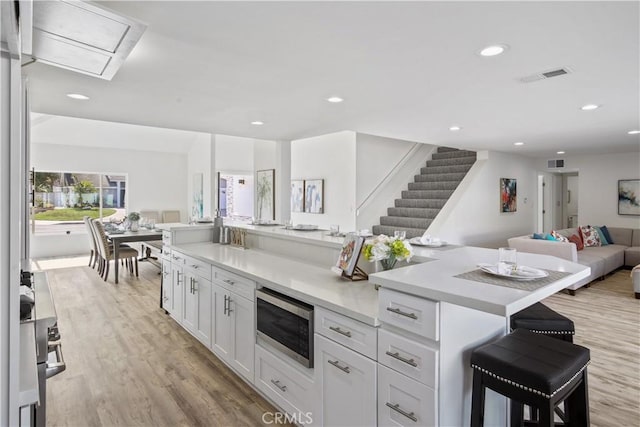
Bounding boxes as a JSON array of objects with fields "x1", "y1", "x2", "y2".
[
  {"x1": 511, "y1": 302, "x2": 575, "y2": 342},
  {"x1": 470, "y1": 329, "x2": 590, "y2": 427}
]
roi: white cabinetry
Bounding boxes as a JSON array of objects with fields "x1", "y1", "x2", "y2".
[
  {"x1": 182, "y1": 261, "x2": 212, "y2": 347},
  {"x1": 315, "y1": 333, "x2": 376, "y2": 427},
  {"x1": 168, "y1": 255, "x2": 184, "y2": 321},
  {"x1": 211, "y1": 268, "x2": 256, "y2": 383},
  {"x1": 378, "y1": 364, "x2": 437, "y2": 427},
  {"x1": 161, "y1": 259, "x2": 172, "y2": 310}
]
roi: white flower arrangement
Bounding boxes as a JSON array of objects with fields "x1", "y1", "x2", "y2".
[{"x1": 363, "y1": 235, "x2": 413, "y2": 270}]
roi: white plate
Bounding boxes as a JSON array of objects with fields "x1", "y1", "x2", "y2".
[
  {"x1": 476, "y1": 263, "x2": 549, "y2": 281},
  {"x1": 409, "y1": 237, "x2": 447, "y2": 247},
  {"x1": 292, "y1": 224, "x2": 318, "y2": 231}
]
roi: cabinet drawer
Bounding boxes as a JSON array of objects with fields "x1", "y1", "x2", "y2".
[
  {"x1": 378, "y1": 289, "x2": 439, "y2": 341},
  {"x1": 255, "y1": 345, "x2": 316, "y2": 420},
  {"x1": 378, "y1": 329, "x2": 438, "y2": 389},
  {"x1": 378, "y1": 364, "x2": 437, "y2": 427},
  {"x1": 183, "y1": 255, "x2": 212, "y2": 281},
  {"x1": 170, "y1": 250, "x2": 186, "y2": 265},
  {"x1": 315, "y1": 306, "x2": 377, "y2": 360},
  {"x1": 213, "y1": 267, "x2": 255, "y2": 301}
]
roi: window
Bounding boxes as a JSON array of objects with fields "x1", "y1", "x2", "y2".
[{"x1": 32, "y1": 171, "x2": 128, "y2": 234}]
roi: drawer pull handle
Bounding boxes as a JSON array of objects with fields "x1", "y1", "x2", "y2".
[
  {"x1": 191, "y1": 264, "x2": 199, "y2": 269},
  {"x1": 385, "y1": 351, "x2": 418, "y2": 367},
  {"x1": 386, "y1": 307, "x2": 418, "y2": 319},
  {"x1": 223, "y1": 279, "x2": 235, "y2": 285},
  {"x1": 328, "y1": 359, "x2": 350, "y2": 374},
  {"x1": 329, "y1": 326, "x2": 352, "y2": 338},
  {"x1": 386, "y1": 402, "x2": 417, "y2": 422},
  {"x1": 270, "y1": 379, "x2": 287, "y2": 392}
]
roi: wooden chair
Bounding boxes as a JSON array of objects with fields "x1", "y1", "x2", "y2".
[
  {"x1": 92, "y1": 219, "x2": 139, "y2": 282},
  {"x1": 83, "y1": 216, "x2": 99, "y2": 268},
  {"x1": 162, "y1": 210, "x2": 181, "y2": 223}
]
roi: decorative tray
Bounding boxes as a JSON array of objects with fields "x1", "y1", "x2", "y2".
[
  {"x1": 476, "y1": 263, "x2": 549, "y2": 281},
  {"x1": 409, "y1": 237, "x2": 447, "y2": 247}
]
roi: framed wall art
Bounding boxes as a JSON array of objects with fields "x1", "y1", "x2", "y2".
[
  {"x1": 304, "y1": 179, "x2": 324, "y2": 214},
  {"x1": 618, "y1": 179, "x2": 640, "y2": 216},
  {"x1": 500, "y1": 178, "x2": 517, "y2": 213},
  {"x1": 256, "y1": 169, "x2": 275, "y2": 220},
  {"x1": 291, "y1": 180, "x2": 304, "y2": 213}
]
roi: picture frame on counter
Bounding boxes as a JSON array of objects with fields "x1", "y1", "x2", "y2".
[
  {"x1": 304, "y1": 179, "x2": 324, "y2": 214},
  {"x1": 333, "y1": 233, "x2": 368, "y2": 281},
  {"x1": 257, "y1": 169, "x2": 275, "y2": 220}
]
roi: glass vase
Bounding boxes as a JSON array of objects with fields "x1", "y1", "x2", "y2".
[{"x1": 380, "y1": 256, "x2": 397, "y2": 271}]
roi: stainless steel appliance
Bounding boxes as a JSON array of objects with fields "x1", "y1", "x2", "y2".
[
  {"x1": 256, "y1": 288, "x2": 314, "y2": 368},
  {"x1": 24, "y1": 271, "x2": 66, "y2": 427}
]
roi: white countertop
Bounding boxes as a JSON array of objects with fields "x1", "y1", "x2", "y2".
[
  {"x1": 369, "y1": 246, "x2": 590, "y2": 317},
  {"x1": 171, "y1": 242, "x2": 380, "y2": 326},
  {"x1": 171, "y1": 240, "x2": 590, "y2": 324},
  {"x1": 224, "y1": 221, "x2": 345, "y2": 249},
  {"x1": 156, "y1": 222, "x2": 216, "y2": 231}
]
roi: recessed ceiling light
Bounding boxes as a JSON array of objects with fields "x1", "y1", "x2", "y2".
[
  {"x1": 327, "y1": 96, "x2": 344, "y2": 103},
  {"x1": 580, "y1": 104, "x2": 600, "y2": 111},
  {"x1": 514, "y1": 142, "x2": 525, "y2": 146},
  {"x1": 449, "y1": 126, "x2": 462, "y2": 132},
  {"x1": 479, "y1": 44, "x2": 508, "y2": 57},
  {"x1": 628, "y1": 130, "x2": 640, "y2": 135},
  {"x1": 557, "y1": 151, "x2": 565, "y2": 155},
  {"x1": 66, "y1": 93, "x2": 89, "y2": 100},
  {"x1": 251, "y1": 121, "x2": 264, "y2": 126}
]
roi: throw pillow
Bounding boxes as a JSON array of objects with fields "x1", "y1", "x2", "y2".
[
  {"x1": 580, "y1": 225, "x2": 602, "y2": 247},
  {"x1": 532, "y1": 233, "x2": 545, "y2": 240},
  {"x1": 593, "y1": 226, "x2": 609, "y2": 246},
  {"x1": 551, "y1": 230, "x2": 569, "y2": 242},
  {"x1": 569, "y1": 234, "x2": 584, "y2": 251},
  {"x1": 600, "y1": 226, "x2": 614, "y2": 244},
  {"x1": 545, "y1": 233, "x2": 557, "y2": 241}
]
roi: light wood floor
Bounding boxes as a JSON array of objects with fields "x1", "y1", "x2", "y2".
[{"x1": 42, "y1": 260, "x2": 639, "y2": 427}]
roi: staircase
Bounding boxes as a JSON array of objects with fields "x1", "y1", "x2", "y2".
[{"x1": 372, "y1": 147, "x2": 477, "y2": 239}]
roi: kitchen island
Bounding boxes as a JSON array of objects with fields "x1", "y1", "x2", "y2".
[{"x1": 162, "y1": 226, "x2": 589, "y2": 426}]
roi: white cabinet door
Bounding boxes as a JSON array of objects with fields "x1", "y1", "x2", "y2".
[
  {"x1": 194, "y1": 275, "x2": 212, "y2": 348},
  {"x1": 161, "y1": 259, "x2": 172, "y2": 311},
  {"x1": 182, "y1": 271, "x2": 198, "y2": 333},
  {"x1": 211, "y1": 283, "x2": 232, "y2": 360},
  {"x1": 315, "y1": 334, "x2": 377, "y2": 427},
  {"x1": 229, "y1": 292, "x2": 255, "y2": 382},
  {"x1": 378, "y1": 364, "x2": 437, "y2": 427},
  {"x1": 170, "y1": 263, "x2": 184, "y2": 321}
]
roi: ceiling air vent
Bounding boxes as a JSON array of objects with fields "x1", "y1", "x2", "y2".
[
  {"x1": 547, "y1": 159, "x2": 565, "y2": 169},
  {"x1": 520, "y1": 67, "x2": 572, "y2": 84}
]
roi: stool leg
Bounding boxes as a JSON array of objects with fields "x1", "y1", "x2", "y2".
[
  {"x1": 471, "y1": 371, "x2": 485, "y2": 427},
  {"x1": 538, "y1": 401, "x2": 555, "y2": 427},
  {"x1": 567, "y1": 371, "x2": 590, "y2": 426}
]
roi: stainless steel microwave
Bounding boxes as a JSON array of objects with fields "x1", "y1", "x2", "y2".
[{"x1": 256, "y1": 288, "x2": 314, "y2": 368}]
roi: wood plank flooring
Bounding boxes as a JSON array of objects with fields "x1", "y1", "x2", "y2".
[{"x1": 42, "y1": 260, "x2": 639, "y2": 427}]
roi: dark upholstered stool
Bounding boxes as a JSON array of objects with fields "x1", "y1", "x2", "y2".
[
  {"x1": 470, "y1": 329, "x2": 590, "y2": 427},
  {"x1": 511, "y1": 302, "x2": 575, "y2": 343}
]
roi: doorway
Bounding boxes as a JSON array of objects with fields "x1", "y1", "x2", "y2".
[
  {"x1": 537, "y1": 172, "x2": 579, "y2": 232},
  {"x1": 217, "y1": 172, "x2": 254, "y2": 220}
]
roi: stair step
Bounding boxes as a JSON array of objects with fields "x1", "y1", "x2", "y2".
[
  {"x1": 414, "y1": 172, "x2": 468, "y2": 182},
  {"x1": 426, "y1": 156, "x2": 476, "y2": 168},
  {"x1": 436, "y1": 146, "x2": 459, "y2": 153},
  {"x1": 380, "y1": 216, "x2": 432, "y2": 229},
  {"x1": 420, "y1": 164, "x2": 472, "y2": 175},
  {"x1": 401, "y1": 189, "x2": 454, "y2": 199},
  {"x1": 387, "y1": 207, "x2": 440, "y2": 218},
  {"x1": 372, "y1": 225, "x2": 427, "y2": 239},
  {"x1": 431, "y1": 150, "x2": 477, "y2": 161},
  {"x1": 408, "y1": 180, "x2": 460, "y2": 190},
  {"x1": 394, "y1": 199, "x2": 447, "y2": 209}
]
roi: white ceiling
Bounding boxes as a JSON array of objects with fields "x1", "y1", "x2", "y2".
[{"x1": 23, "y1": 1, "x2": 640, "y2": 158}]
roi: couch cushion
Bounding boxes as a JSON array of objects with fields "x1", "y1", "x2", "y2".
[
  {"x1": 586, "y1": 245, "x2": 626, "y2": 275},
  {"x1": 632, "y1": 229, "x2": 640, "y2": 247},
  {"x1": 556, "y1": 228, "x2": 579, "y2": 240},
  {"x1": 625, "y1": 247, "x2": 640, "y2": 267},
  {"x1": 580, "y1": 225, "x2": 601, "y2": 247},
  {"x1": 576, "y1": 252, "x2": 605, "y2": 279},
  {"x1": 608, "y1": 227, "x2": 633, "y2": 247}
]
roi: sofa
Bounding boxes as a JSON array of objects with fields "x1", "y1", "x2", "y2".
[{"x1": 508, "y1": 227, "x2": 640, "y2": 295}]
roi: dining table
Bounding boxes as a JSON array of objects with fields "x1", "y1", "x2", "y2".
[{"x1": 107, "y1": 229, "x2": 163, "y2": 284}]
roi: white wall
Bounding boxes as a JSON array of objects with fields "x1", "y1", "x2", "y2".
[
  {"x1": 215, "y1": 134, "x2": 255, "y2": 173},
  {"x1": 429, "y1": 151, "x2": 538, "y2": 248},
  {"x1": 291, "y1": 131, "x2": 357, "y2": 230},
  {"x1": 187, "y1": 134, "x2": 214, "y2": 218},
  {"x1": 536, "y1": 151, "x2": 640, "y2": 228},
  {"x1": 31, "y1": 143, "x2": 188, "y2": 258}
]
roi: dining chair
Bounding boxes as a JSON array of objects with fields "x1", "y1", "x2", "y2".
[
  {"x1": 140, "y1": 210, "x2": 161, "y2": 223},
  {"x1": 92, "y1": 219, "x2": 140, "y2": 282},
  {"x1": 162, "y1": 210, "x2": 181, "y2": 223},
  {"x1": 83, "y1": 216, "x2": 99, "y2": 268}
]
